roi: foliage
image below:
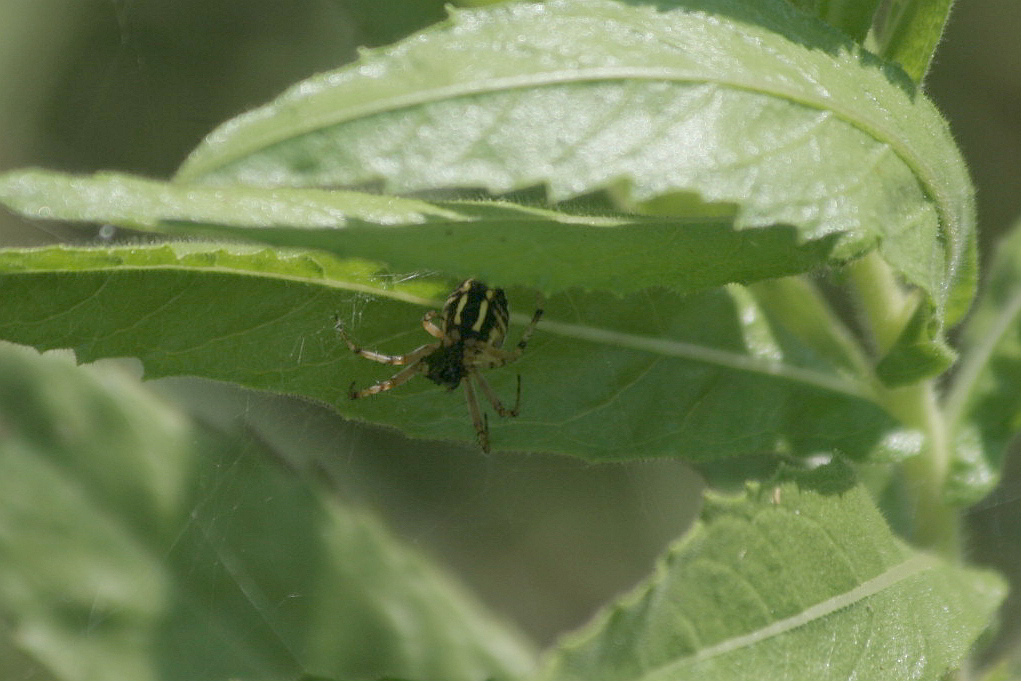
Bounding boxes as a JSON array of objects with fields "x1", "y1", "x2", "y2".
[{"x1": 0, "y1": 0, "x2": 1016, "y2": 679}]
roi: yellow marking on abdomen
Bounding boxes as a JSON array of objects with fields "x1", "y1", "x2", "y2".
[
  {"x1": 471, "y1": 300, "x2": 490, "y2": 332},
  {"x1": 453, "y1": 290, "x2": 471, "y2": 325}
]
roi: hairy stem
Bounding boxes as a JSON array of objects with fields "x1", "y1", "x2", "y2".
[
  {"x1": 848, "y1": 253, "x2": 960, "y2": 559},
  {"x1": 891, "y1": 382, "x2": 960, "y2": 558}
]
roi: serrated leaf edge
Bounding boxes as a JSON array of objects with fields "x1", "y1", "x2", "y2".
[{"x1": 0, "y1": 243, "x2": 873, "y2": 403}]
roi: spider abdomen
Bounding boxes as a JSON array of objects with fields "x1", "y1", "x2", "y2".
[
  {"x1": 443, "y1": 279, "x2": 509, "y2": 347},
  {"x1": 339, "y1": 277, "x2": 542, "y2": 452},
  {"x1": 423, "y1": 341, "x2": 468, "y2": 389}
]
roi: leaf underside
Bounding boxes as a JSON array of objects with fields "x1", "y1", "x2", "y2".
[{"x1": 0, "y1": 243, "x2": 916, "y2": 461}]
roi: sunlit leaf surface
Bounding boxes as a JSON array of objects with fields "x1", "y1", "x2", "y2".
[
  {"x1": 0, "y1": 0, "x2": 978, "y2": 387},
  {"x1": 0, "y1": 170, "x2": 847, "y2": 296},
  {"x1": 173, "y1": 0, "x2": 975, "y2": 326},
  {"x1": 534, "y1": 463, "x2": 1005, "y2": 681}
]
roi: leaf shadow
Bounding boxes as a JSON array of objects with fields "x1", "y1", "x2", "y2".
[{"x1": 779, "y1": 457, "x2": 859, "y2": 496}]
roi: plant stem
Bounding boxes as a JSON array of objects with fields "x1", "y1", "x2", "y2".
[
  {"x1": 847, "y1": 253, "x2": 960, "y2": 561},
  {"x1": 892, "y1": 381, "x2": 960, "y2": 559},
  {"x1": 847, "y1": 251, "x2": 917, "y2": 355}
]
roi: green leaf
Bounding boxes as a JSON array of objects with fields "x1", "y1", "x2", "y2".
[
  {"x1": 171, "y1": 0, "x2": 975, "y2": 330},
  {"x1": 0, "y1": 168, "x2": 468, "y2": 231},
  {"x1": 874, "y1": 302, "x2": 956, "y2": 386},
  {"x1": 870, "y1": 0, "x2": 955, "y2": 82},
  {"x1": 0, "y1": 170, "x2": 847, "y2": 296},
  {"x1": 944, "y1": 218, "x2": 1021, "y2": 505},
  {"x1": 0, "y1": 243, "x2": 916, "y2": 460},
  {"x1": 0, "y1": 342, "x2": 535, "y2": 681},
  {"x1": 533, "y1": 462, "x2": 1005, "y2": 681},
  {"x1": 784, "y1": 0, "x2": 881, "y2": 42}
]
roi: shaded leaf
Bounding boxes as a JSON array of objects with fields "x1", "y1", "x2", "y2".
[
  {"x1": 874, "y1": 302, "x2": 956, "y2": 386},
  {"x1": 0, "y1": 243, "x2": 915, "y2": 460},
  {"x1": 0, "y1": 342, "x2": 535, "y2": 681},
  {"x1": 784, "y1": 0, "x2": 881, "y2": 42},
  {"x1": 534, "y1": 462, "x2": 1005, "y2": 681},
  {"x1": 871, "y1": 0, "x2": 955, "y2": 82},
  {"x1": 945, "y1": 218, "x2": 1021, "y2": 505}
]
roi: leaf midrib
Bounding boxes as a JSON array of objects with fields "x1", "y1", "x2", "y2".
[
  {"x1": 180, "y1": 64, "x2": 961, "y2": 295},
  {"x1": 640, "y1": 553, "x2": 936, "y2": 680},
  {"x1": 539, "y1": 317, "x2": 870, "y2": 399},
  {"x1": 4, "y1": 260, "x2": 871, "y2": 401},
  {"x1": 185, "y1": 67, "x2": 914, "y2": 184}
]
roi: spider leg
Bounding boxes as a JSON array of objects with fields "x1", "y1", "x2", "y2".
[
  {"x1": 473, "y1": 371, "x2": 521, "y2": 418},
  {"x1": 473, "y1": 348, "x2": 519, "y2": 370},
  {"x1": 471, "y1": 307, "x2": 544, "y2": 370},
  {"x1": 463, "y1": 377, "x2": 491, "y2": 453},
  {"x1": 353, "y1": 345, "x2": 432, "y2": 365},
  {"x1": 338, "y1": 316, "x2": 438, "y2": 365},
  {"x1": 346, "y1": 342, "x2": 436, "y2": 400},
  {"x1": 515, "y1": 306, "x2": 544, "y2": 352},
  {"x1": 349, "y1": 360, "x2": 426, "y2": 399},
  {"x1": 421, "y1": 310, "x2": 445, "y2": 339}
]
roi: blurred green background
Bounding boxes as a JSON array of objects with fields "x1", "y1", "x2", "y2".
[{"x1": 0, "y1": 0, "x2": 1019, "y2": 666}]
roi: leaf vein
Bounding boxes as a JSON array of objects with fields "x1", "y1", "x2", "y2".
[
  {"x1": 638, "y1": 554, "x2": 935, "y2": 680},
  {"x1": 535, "y1": 317, "x2": 869, "y2": 400}
]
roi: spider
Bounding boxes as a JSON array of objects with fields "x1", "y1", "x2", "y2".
[{"x1": 336, "y1": 279, "x2": 543, "y2": 453}]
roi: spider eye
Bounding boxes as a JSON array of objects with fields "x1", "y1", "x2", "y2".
[{"x1": 444, "y1": 279, "x2": 509, "y2": 347}]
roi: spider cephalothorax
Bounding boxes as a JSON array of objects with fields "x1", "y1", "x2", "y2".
[{"x1": 336, "y1": 279, "x2": 543, "y2": 452}]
